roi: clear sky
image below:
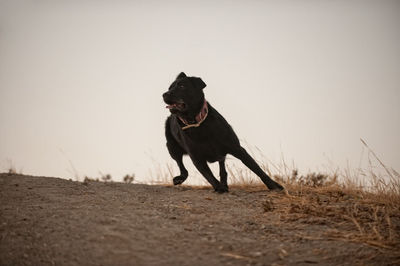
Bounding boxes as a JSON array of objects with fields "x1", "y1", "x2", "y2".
[{"x1": 0, "y1": 0, "x2": 399, "y2": 183}]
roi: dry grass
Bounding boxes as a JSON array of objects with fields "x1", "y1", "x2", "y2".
[
  {"x1": 146, "y1": 161, "x2": 177, "y2": 185},
  {"x1": 228, "y1": 165, "x2": 400, "y2": 250},
  {"x1": 265, "y1": 184, "x2": 400, "y2": 250},
  {"x1": 82, "y1": 172, "x2": 135, "y2": 185},
  {"x1": 53, "y1": 139, "x2": 399, "y2": 251},
  {"x1": 235, "y1": 143, "x2": 399, "y2": 252},
  {"x1": 148, "y1": 140, "x2": 400, "y2": 252},
  {"x1": 149, "y1": 163, "x2": 400, "y2": 252},
  {"x1": 4, "y1": 159, "x2": 20, "y2": 175}
]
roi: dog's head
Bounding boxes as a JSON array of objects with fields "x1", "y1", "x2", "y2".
[{"x1": 163, "y1": 72, "x2": 206, "y2": 116}]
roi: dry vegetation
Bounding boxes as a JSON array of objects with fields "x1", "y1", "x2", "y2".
[
  {"x1": 265, "y1": 172, "x2": 399, "y2": 251},
  {"x1": 147, "y1": 140, "x2": 400, "y2": 256},
  {"x1": 230, "y1": 146, "x2": 400, "y2": 256},
  {"x1": 230, "y1": 143, "x2": 399, "y2": 254},
  {"x1": 1, "y1": 140, "x2": 399, "y2": 265}
]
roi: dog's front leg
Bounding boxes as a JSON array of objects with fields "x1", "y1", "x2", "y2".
[
  {"x1": 191, "y1": 158, "x2": 228, "y2": 193},
  {"x1": 166, "y1": 142, "x2": 188, "y2": 185},
  {"x1": 172, "y1": 156, "x2": 189, "y2": 185}
]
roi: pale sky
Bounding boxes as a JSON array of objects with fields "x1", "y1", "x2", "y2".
[{"x1": 0, "y1": 0, "x2": 399, "y2": 183}]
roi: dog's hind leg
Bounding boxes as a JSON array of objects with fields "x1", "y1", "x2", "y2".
[
  {"x1": 230, "y1": 147, "x2": 283, "y2": 191},
  {"x1": 218, "y1": 157, "x2": 229, "y2": 191},
  {"x1": 192, "y1": 159, "x2": 228, "y2": 193}
]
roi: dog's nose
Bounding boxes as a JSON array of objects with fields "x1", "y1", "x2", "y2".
[{"x1": 163, "y1": 91, "x2": 170, "y2": 99}]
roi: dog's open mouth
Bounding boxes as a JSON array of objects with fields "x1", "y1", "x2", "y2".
[{"x1": 165, "y1": 101, "x2": 186, "y2": 111}]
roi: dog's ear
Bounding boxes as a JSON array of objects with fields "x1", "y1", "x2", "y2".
[
  {"x1": 177, "y1": 72, "x2": 187, "y2": 79},
  {"x1": 190, "y1": 77, "x2": 207, "y2": 90}
]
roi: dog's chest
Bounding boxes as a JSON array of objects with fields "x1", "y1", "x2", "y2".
[{"x1": 180, "y1": 130, "x2": 226, "y2": 162}]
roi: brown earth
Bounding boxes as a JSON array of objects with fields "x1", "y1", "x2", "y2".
[{"x1": 0, "y1": 173, "x2": 399, "y2": 266}]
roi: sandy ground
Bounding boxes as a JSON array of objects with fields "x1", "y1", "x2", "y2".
[{"x1": 0, "y1": 173, "x2": 399, "y2": 266}]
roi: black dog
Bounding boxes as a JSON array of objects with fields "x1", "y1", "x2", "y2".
[{"x1": 163, "y1": 72, "x2": 283, "y2": 193}]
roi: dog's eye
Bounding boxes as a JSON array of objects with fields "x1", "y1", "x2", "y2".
[{"x1": 178, "y1": 85, "x2": 185, "y2": 89}]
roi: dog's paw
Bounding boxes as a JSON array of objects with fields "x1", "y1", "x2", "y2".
[
  {"x1": 173, "y1": 176, "x2": 187, "y2": 185},
  {"x1": 268, "y1": 182, "x2": 284, "y2": 191},
  {"x1": 214, "y1": 184, "x2": 229, "y2": 194}
]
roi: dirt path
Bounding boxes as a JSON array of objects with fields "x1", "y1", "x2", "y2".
[{"x1": 0, "y1": 174, "x2": 398, "y2": 265}]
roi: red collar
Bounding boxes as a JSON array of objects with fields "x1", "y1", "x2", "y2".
[{"x1": 178, "y1": 100, "x2": 208, "y2": 130}]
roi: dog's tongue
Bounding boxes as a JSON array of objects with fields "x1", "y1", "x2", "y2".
[
  {"x1": 167, "y1": 103, "x2": 180, "y2": 109},
  {"x1": 166, "y1": 103, "x2": 183, "y2": 109}
]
